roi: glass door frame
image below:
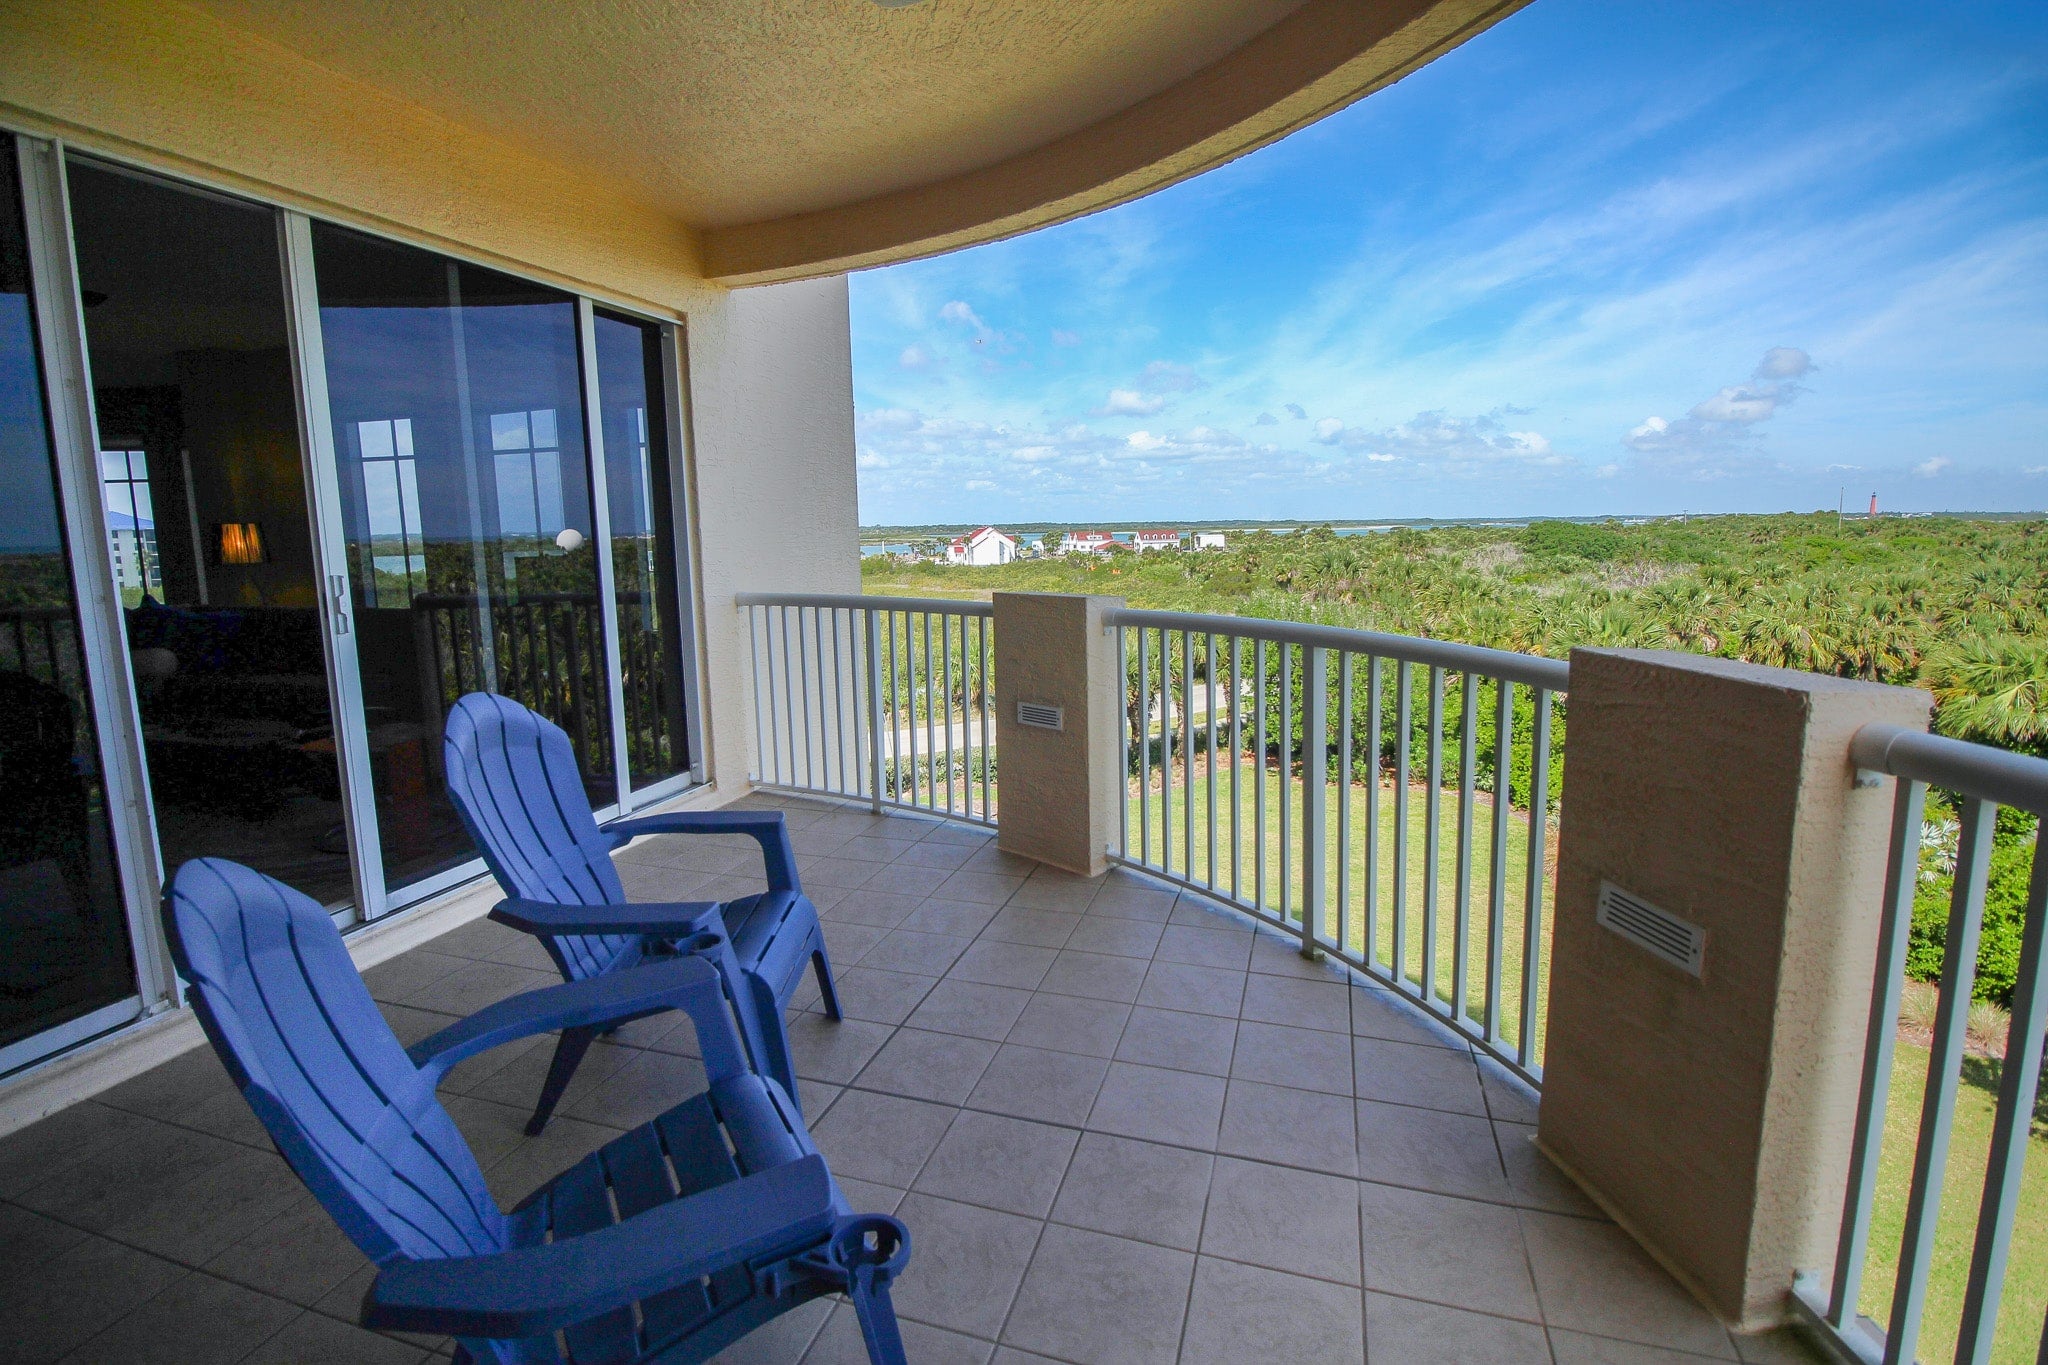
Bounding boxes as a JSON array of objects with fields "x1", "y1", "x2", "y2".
[
  {"x1": 7, "y1": 135, "x2": 177, "y2": 1057},
  {"x1": 2, "y1": 122, "x2": 712, "y2": 1078}
]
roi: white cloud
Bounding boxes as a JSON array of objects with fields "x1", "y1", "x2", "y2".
[
  {"x1": 1254, "y1": 412, "x2": 1278, "y2": 426},
  {"x1": 898, "y1": 344, "x2": 932, "y2": 369},
  {"x1": 1622, "y1": 347, "x2": 1814, "y2": 470},
  {"x1": 1126, "y1": 430, "x2": 1168, "y2": 451},
  {"x1": 1314, "y1": 417, "x2": 1345, "y2": 444},
  {"x1": 1013, "y1": 445, "x2": 1059, "y2": 462},
  {"x1": 1139, "y1": 360, "x2": 1202, "y2": 392},
  {"x1": 1914, "y1": 456, "x2": 1952, "y2": 476},
  {"x1": 2025, "y1": 465, "x2": 2048, "y2": 476},
  {"x1": 938, "y1": 300, "x2": 990, "y2": 333},
  {"x1": 1098, "y1": 389, "x2": 1166, "y2": 416},
  {"x1": 856, "y1": 452, "x2": 890, "y2": 469}
]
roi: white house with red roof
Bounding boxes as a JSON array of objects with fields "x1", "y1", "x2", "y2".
[
  {"x1": 945, "y1": 526, "x2": 1018, "y2": 566},
  {"x1": 1060, "y1": 530, "x2": 1116, "y2": 554},
  {"x1": 1131, "y1": 529, "x2": 1184, "y2": 552}
]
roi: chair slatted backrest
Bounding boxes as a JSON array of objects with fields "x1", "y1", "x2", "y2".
[
  {"x1": 163, "y1": 858, "x2": 509, "y2": 1266},
  {"x1": 442, "y1": 693, "x2": 638, "y2": 981}
]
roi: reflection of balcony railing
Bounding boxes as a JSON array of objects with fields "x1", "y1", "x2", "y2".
[
  {"x1": 410, "y1": 591, "x2": 678, "y2": 789},
  {"x1": 0, "y1": 605, "x2": 77, "y2": 690}
]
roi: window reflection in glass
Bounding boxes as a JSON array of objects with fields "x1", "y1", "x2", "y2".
[
  {"x1": 593, "y1": 310, "x2": 689, "y2": 789},
  {"x1": 0, "y1": 135, "x2": 136, "y2": 1049},
  {"x1": 311, "y1": 223, "x2": 613, "y2": 890}
]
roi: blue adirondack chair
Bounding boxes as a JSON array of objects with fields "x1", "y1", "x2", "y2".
[
  {"x1": 163, "y1": 857, "x2": 909, "y2": 1365},
  {"x1": 441, "y1": 692, "x2": 839, "y2": 1133}
]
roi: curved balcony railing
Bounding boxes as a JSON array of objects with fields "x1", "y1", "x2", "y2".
[
  {"x1": 1794, "y1": 725, "x2": 2048, "y2": 1365},
  {"x1": 1106, "y1": 606, "x2": 1569, "y2": 1086}
]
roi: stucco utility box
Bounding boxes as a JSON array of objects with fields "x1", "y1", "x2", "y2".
[
  {"x1": 991, "y1": 593, "x2": 1123, "y2": 877},
  {"x1": 1537, "y1": 649, "x2": 1929, "y2": 1329}
]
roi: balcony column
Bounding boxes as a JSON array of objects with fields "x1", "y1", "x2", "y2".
[
  {"x1": 990, "y1": 592, "x2": 1125, "y2": 877},
  {"x1": 1537, "y1": 648, "x2": 1930, "y2": 1330}
]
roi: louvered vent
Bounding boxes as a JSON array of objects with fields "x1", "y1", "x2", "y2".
[
  {"x1": 1596, "y1": 881, "x2": 1705, "y2": 977},
  {"x1": 1016, "y1": 701, "x2": 1064, "y2": 731}
]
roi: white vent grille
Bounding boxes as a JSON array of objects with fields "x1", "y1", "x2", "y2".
[
  {"x1": 1016, "y1": 701, "x2": 1064, "y2": 731},
  {"x1": 1596, "y1": 881, "x2": 1705, "y2": 977}
]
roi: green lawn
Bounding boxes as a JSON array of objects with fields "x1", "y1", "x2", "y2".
[
  {"x1": 1126, "y1": 756, "x2": 1555, "y2": 1065},
  {"x1": 1860, "y1": 1040, "x2": 2048, "y2": 1364}
]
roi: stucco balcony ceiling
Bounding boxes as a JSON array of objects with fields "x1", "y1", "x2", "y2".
[{"x1": 187, "y1": 0, "x2": 1528, "y2": 283}]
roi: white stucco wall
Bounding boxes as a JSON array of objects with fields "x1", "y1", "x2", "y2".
[{"x1": 683, "y1": 276, "x2": 861, "y2": 792}]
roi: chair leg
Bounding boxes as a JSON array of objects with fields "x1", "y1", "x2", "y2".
[
  {"x1": 812, "y1": 941, "x2": 842, "y2": 1022},
  {"x1": 527, "y1": 1025, "x2": 598, "y2": 1136}
]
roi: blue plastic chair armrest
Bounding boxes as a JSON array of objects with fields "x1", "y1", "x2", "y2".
[
  {"x1": 405, "y1": 953, "x2": 749, "y2": 1083},
  {"x1": 489, "y1": 896, "x2": 724, "y2": 937},
  {"x1": 607, "y1": 810, "x2": 800, "y2": 892},
  {"x1": 363, "y1": 1155, "x2": 838, "y2": 1339}
]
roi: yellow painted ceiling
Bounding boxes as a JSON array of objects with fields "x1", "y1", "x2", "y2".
[{"x1": 192, "y1": 0, "x2": 1311, "y2": 229}]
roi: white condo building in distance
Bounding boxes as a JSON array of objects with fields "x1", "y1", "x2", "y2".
[
  {"x1": 1061, "y1": 531, "x2": 1115, "y2": 554},
  {"x1": 1193, "y1": 531, "x2": 1227, "y2": 550},
  {"x1": 946, "y1": 526, "x2": 1019, "y2": 566},
  {"x1": 1131, "y1": 529, "x2": 1183, "y2": 552}
]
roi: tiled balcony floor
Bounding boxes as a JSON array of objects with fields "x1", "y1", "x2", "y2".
[{"x1": 0, "y1": 794, "x2": 1825, "y2": 1364}]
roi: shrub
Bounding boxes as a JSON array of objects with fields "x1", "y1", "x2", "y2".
[{"x1": 1907, "y1": 819, "x2": 2035, "y2": 1006}]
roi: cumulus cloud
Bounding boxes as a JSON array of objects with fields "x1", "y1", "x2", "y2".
[
  {"x1": 1624, "y1": 347, "x2": 1815, "y2": 470},
  {"x1": 1314, "y1": 418, "x2": 1345, "y2": 444},
  {"x1": 1284, "y1": 403, "x2": 1307, "y2": 420},
  {"x1": 938, "y1": 300, "x2": 990, "y2": 333},
  {"x1": 1126, "y1": 430, "x2": 1168, "y2": 451},
  {"x1": 1914, "y1": 456, "x2": 1952, "y2": 477},
  {"x1": 1254, "y1": 412, "x2": 1278, "y2": 426},
  {"x1": 1097, "y1": 388, "x2": 1166, "y2": 416},
  {"x1": 898, "y1": 344, "x2": 932, "y2": 369}
]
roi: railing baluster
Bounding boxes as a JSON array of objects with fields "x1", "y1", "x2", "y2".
[
  {"x1": 979, "y1": 614, "x2": 992, "y2": 821},
  {"x1": 1302, "y1": 645, "x2": 1327, "y2": 954},
  {"x1": 1338, "y1": 652, "x2": 1354, "y2": 955},
  {"x1": 1365, "y1": 655, "x2": 1382, "y2": 972},
  {"x1": 1182, "y1": 628, "x2": 1195, "y2": 882},
  {"x1": 1279, "y1": 641, "x2": 1293, "y2": 925},
  {"x1": 1519, "y1": 687, "x2": 1551, "y2": 1071},
  {"x1": 1393, "y1": 660, "x2": 1411, "y2": 991},
  {"x1": 1117, "y1": 625, "x2": 1130, "y2": 860},
  {"x1": 1255, "y1": 640, "x2": 1267, "y2": 913},
  {"x1": 1206, "y1": 632, "x2": 1219, "y2": 891},
  {"x1": 1229, "y1": 635, "x2": 1241, "y2": 902},
  {"x1": 797, "y1": 606, "x2": 815, "y2": 791},
  {"x1": 863, "y1": 608, "x2": 883, "y2": 810},
  {"x1": 1886, "y1": 796, "x2": 1995, "y2": 1365},
  {"x1": 1455, "y1": 672, "x2": 1477, "y2": 1026},
  {"x1": 942, "y1": 611, "x2": 956, "y2": 816},
  {"x1": 1957, "y1": 822, "x2": 2048, "y2": 1364},
  {"x1": 922, "y1": 611, "x2": 937, "y2": 811},
  {"x1": 1138, "y1": 627, "x2": 1152, "y2": 868},
  {"x1": 1161, "y1": 628, "x2": 1175, "y2": 876},
  {"x1": 747, "y1": 605, "x2": 766, "y2": 782},
  {"x1": 1486, "y1": 678, "x2": 1512, "y2": 1044},
  {"x1": 1425, "y1": 666, "x2": 1444, "y2": 1005}
]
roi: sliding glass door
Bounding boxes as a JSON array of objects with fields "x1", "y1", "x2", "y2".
[
  {"x1": 0, "y1": 136, "x2": 139, "y2": 1057},
  {"x1": 0, "y1": 129, "x2": 702, "y2": 1071},
  {"x1": 593, "y1": 309, "x2": 691, "y2": 791},
  {"x1": 309, "y1": 222, "x2": 616, "y2": 892}
]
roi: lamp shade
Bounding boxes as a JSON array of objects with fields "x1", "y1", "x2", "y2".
[{"x1": 217, "y1": 522, "x2": 266, "y2": 565}]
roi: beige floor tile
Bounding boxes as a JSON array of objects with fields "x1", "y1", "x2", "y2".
[
  {"x1": 1366, "y1": 1293, "x2": 1552, "y2": 1364},
  {"x1": 1521, "y1": 1210, "x2": 1738, "y2": 1358},
  {"x1": 949, "y1": 941, "x2": 1059, "y2": 990},
  {"x1": 1355, "y1": 1097, "x2": 1511, "y2": 1200},
  {"x1": 1115, "y1": 1006, "x2": 1239, "y2": 1076},
  {"x1": 1061, "y1": 915, "x2": 1165, "y2": 957},
  {"x1": 1089, "y1": 1062, "x2": 1228, "y2": 1149},
  {"x1": 1037, "y1": 949, "x2": 1151, "y2": 1003},
  {"x1": 1353, "y1": 1036, "x2": 1486, "y2": 1114},
  {"x1": 1004, "y1": 993, "x2": 1131, "y2": 1058},
  {"x1": 969, "y1": 1044, "x2": 1111, "y2": 1126},
  {"x1": 913, "y1": 1110, "x2": 1081, "y2": 1218},
  {"x1": 810, "y1": 1088, "x2": 958, "y2": 1188},
  {"x1": 1178, "y1": 1256, "x2": 1364, "y2": 1364},
  {"x1": 1216, "y1": 1079, "x2": 1358, "y2": 1177},
  {"x1": 1358, "y1": 1181, "x2": 1542, "y2": 1320},
  {"x1": 1154, "y1": 924, "x2": 1254, "y2": 970},
  {"x1": 1231, "y1": 1020, "x2": 1354, "y2": 1095},
  {"x1": 1002, "y1": 1224, "x2": 1196, "y2": 1364},
  {"x1": 855, "y1": 1028, "x2": 999, "y2": 1105},
  {"x1": 905, "y1": 979, "x2": 1036, "y2": 1041},
  {"x1": 1137, "y1": 961, "x2": 1247, "y2": 1018},
  {"x1": 1201, "y1": 1156, "x2": 1362, "y2": 1284},
  {"x1": 887, "y1": 1193, "x2": 1042, "y2": 1339},
  {"x1": 1239, "y1": 973, "x2": 1348, "y2": 1031}
]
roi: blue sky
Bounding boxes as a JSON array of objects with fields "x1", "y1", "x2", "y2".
[{"x1": 847, "y1": 0, "x2": 2048, "y2": 526}]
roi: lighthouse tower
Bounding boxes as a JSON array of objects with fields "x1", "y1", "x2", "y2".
[{"x1": 1868, "y1": 492, "x2": 1878, "y2": 519}]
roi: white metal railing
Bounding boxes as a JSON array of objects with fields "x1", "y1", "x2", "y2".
[
  {"x1": 1792, "y1": 724, "x2": 2048, "y2": 1365},
  {"x1": 737, "y1": 592, "x2": 995, "y2": 825},
  {"x1": 1106, "y1": 607, "x2": 1569, "y2": 1084}
]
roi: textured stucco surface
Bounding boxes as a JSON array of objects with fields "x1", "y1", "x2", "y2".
[
  {"x1": 1537, "y1": 649, "x2": 1931, "y2": 1329},
  {"x1": 993, "y1": 593, "x2": 1124, "y2": 876},
  {"x1": 0, "y1": 0, "x2": 1528, "y2": 283}
]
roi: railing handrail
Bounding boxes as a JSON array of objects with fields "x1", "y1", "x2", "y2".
[
  {"x1": 736, "y1": 591, "x2": 992, "y2": 618},
  {"x1": 1851, "y1": 721, "x2": 2048, "y2": 816},
  {"x1": 1104, "y1": 606, "x2": 1571, "y2": 691}
]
